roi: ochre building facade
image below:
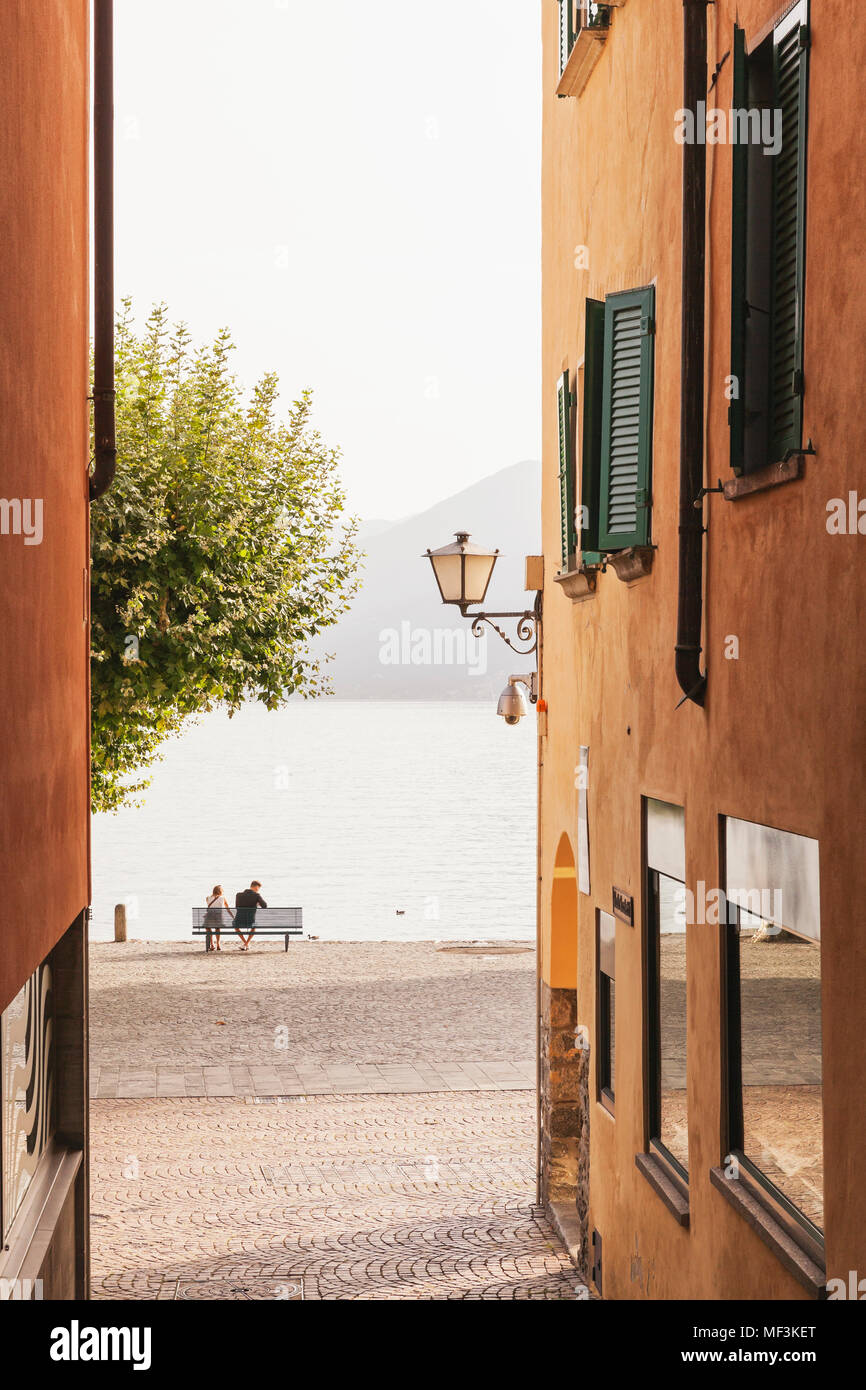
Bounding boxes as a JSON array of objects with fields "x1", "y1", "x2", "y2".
[{"x1": 539, "y1": 0, "x2": 865, "y2": 1300}]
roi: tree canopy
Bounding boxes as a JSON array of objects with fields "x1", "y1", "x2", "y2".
[{"x1": 90, "y1": 303, "x2": 359, "y2": 812}]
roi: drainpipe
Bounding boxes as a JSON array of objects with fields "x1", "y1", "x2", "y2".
[
  {"x1": 90, "y1": 0, "x2": 116, "y2": 501},
  {"x1": 675, "y1": 0, "x2": 708, "y2": 706}
]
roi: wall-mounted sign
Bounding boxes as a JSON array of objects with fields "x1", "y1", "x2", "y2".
[
  {"x1": 577, "y1": 745, "x2": 590, "y2": 895},
  {"x1": 612, "y1": 886, "x2": 634, "y2": 926}
]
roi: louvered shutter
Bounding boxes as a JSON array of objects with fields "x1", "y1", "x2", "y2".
[
  {"x1": 769, "y1": 6, "x2": 809, "y2": 462},
  {"x1": 729, "y1": 25, "x2": 748, "y2": 475},
  {"x1": 598, "y1": 287, "x2": 654, "y2": 550},
  {"x1": 580, "y1": 298, "x2": 605, "y2": 560},
  {"x1": 557, "y1": 371, "x2": 577, "y2": 571},
  {"x1": 559, "y1": 1, "x2": 575, "y2": 77}
]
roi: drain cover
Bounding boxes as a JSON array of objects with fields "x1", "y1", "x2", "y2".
[
  {"x1": 244, "y1": 1095, "x2": 308, "y2": 1104},
  {"x1": 168, "y1": 1278, "x2": 307, "y2": 1300}
]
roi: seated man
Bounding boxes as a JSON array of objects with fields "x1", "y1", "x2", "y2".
[{"x1": 234, "y1": 880, "x2": 267, "y2": 951}]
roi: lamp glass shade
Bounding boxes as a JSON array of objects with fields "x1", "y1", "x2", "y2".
[
  {"x1": 429, "y1": 553, "x2": 464, "y2": 604},
  {"x1": 424, "y1": 532, "x2": 499, "y2": 608},
  {"x1": 462, "y1": 552, "x2": 497, "y2": 605}
]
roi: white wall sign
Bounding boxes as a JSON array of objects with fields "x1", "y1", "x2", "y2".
[{"x1": 577, "y1": 745, "x2": 590, "y2": 895}]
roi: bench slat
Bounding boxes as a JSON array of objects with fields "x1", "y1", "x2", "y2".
[{"x1": 193, "y1": 907, "x2": 303, "y2": 929}]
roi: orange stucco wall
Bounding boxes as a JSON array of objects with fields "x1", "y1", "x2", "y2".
[
  {"x1": 0, "y1": 2, "x2": 91, "y2": 1010},
  {"x1": 540, "y1": 0, "x2": 866, "y2": 1297}
]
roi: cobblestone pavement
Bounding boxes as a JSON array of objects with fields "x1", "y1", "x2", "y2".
[
  {"x1": 91, "y1": 1093, "x2": 583, "y2": 1300},
  {"x1": 90, "y1": 940, "x2": 581, "y2": 1299},
  {"x1": 90, "y1": 940, "x2": 535, "y2": 1097}
]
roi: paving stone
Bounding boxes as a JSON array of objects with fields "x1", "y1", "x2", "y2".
[
  {"x1": 91, "y1": 1093, "x2": 581, "y2": 1302},
  {"x1": 87, "y1": 940, "x2": 584, "y2": 1301},
  {"x1": 90, "y1": 939, "x2": 535, "y2": 1074}
]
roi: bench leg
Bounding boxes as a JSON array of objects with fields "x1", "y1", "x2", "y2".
[{"x1": 284, "y1": 933, "x2": 289, "y2": 953}]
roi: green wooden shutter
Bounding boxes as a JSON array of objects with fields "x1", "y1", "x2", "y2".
[
  {"x1": 557, "y1": 371, "x2": 577, "y2": 571},
  {"x1": 729, "y1": 25, "x2": 747, "y2": 476},
  {"x1": 769, "y1": 6, "x2": 809, "y2": 462},
  {"x1": 559, "y1": 1, "x2": 575, "y2": 77},
  {"x1": 598, "y1": 287, "x2": 654, "y2": 551},
  {"x1": 580, "y1": 299, "x2": 605, "y2": 560}
]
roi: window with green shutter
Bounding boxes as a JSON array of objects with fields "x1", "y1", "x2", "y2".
[
  {"x1": 580, "y1": 298, "x2": 605, "y2": 562},
  {"x1": 730, "y1": 3, "x2": 809, "y2": 475},
  {"x1": 729, "y1": 25, "x2": 748, "y2": 474},
  {"x1": 558, "y1": 1, "x2": 576, "y2": 77},
  {"x1": 769, "y1": 5, "x2": 809, "y2": 462},
  {"x1": 598, "y1": 287, "x2": 655, "y2": 551},
  {"x1": 557, "y1": 370, "x2": 577, "y2": 572}
]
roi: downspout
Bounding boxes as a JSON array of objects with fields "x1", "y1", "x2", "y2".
[
  {"x1": 676, "y1": 0, "x2": 708, "y2": 706},
  {"x1": 90, "y1": 0, "x2": 116, "y2": 501}
]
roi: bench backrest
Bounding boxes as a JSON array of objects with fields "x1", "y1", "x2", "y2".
[{"x1": 192, "y1": 907, "x2": 303, "y2": 930}]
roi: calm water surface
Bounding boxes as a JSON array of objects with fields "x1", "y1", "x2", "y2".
[{"x1": 90, "y1": 701, "x2": 536, "y2": 942}]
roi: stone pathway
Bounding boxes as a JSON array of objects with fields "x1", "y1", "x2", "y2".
[
  {"x1": 90, "y1": 1058, "x2": 534, "y2": 1099},
  {"x1": 89, "y1": 940, "x2": 584, "y2": 1299},
  {"x1": 90, "y1": 939, "x2": 536, "y2": 1098},
  {"x1": 91, "y1": 1093, "x2": 581, "y2": 1300}
]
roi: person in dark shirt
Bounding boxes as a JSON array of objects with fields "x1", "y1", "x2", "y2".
[{"x1": 234, "y1": 881, "x2": 267, "y2": 951}]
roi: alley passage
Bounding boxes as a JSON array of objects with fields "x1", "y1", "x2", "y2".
[{"x1": 89, "y1": 941, "x2": 579, "y2": 1300}]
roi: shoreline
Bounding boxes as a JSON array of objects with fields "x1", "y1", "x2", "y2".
[{"x1": 88, "y1": 935, "x2": 536, "y2": 948}]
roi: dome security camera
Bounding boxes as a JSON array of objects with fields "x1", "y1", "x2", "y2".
[{"x1": 497, "y1": 679, "x2": 530, "y2": 726}]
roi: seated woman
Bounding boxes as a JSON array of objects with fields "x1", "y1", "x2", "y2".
[{"x1": 203, "y1": 884, "x2": 234, "y2": 952}]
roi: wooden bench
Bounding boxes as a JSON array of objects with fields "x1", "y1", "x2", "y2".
[{"x1": 192, "y1": 907, "x2": 304, "y2": 952}]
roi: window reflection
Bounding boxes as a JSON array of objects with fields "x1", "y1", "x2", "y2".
[
  {"x1": 654, "y1": 872, "x2": 688, "y2": 1173},
  {"x1": 1, "y1": 961, "x2": 55, "y2": 1239},
  {"x1": 736, "y1": 909, "x2": 823, "y2": 1230}
]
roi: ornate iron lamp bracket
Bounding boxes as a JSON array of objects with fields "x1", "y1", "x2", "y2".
[{"x1": 464, "y1": 595, "x2": 540, "y2": 655}]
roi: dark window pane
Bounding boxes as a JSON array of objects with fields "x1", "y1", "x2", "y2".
[{"x1": 608, "y1": 978, "x2": 615, "y2": 1100}]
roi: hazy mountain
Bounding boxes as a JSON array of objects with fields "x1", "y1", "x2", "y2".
[
  {"x1": 356, "y1": 518, "x2": 397, "y2": 544},
  {"x1": 318, "y1": 459, "x2": 541, "y2": 699}
]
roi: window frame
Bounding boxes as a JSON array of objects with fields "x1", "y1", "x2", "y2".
[
  {"x1": 724, "y1": 904, "x2": 824, "y2": 1267},
  {"x1": 1, "y1": 958, "x2": 57, "y2": 1244},
  {"x1": 596, "y1": 908, "x2": 616, "y2": 1115},
  {"x1": 721, "y1": 814, "x2": 825, "y2": 1267}
]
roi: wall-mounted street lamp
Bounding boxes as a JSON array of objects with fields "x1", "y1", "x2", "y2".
[
  {"x1": 423, "y1": 531, "x2": 498, "y2": 616},
  {"x1": 423, "y1": 531, "x2": 541, "y2": 724},
  {"x1": 423, "y1": 532, "x2": 540, "y2": 655}
]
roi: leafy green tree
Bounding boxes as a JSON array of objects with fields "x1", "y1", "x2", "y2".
[{"x1": 90, "y1": 302, "x2": 359, "y2": 812}]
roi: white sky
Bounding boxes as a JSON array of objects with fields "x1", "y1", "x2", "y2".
[{"x1": 114, "y1": 0, "x2": 542, "y2": 521}]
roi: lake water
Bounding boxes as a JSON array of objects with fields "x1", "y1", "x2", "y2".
[{"x1": 90, "y1": 701, "x2": 537, "y2": 943}]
